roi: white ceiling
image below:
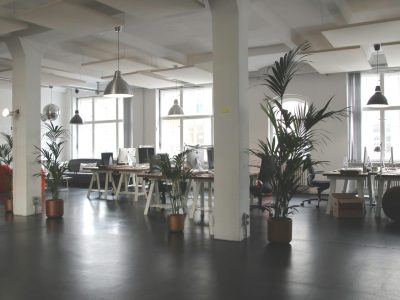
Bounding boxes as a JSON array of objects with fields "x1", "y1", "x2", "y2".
[{"x1": 0, "y1": 0, "x2": 399, "y2": 89}]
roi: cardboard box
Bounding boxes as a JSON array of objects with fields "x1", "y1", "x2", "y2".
[{"x1": 332, "y1": 193, "x2": 364, "y2": 218}]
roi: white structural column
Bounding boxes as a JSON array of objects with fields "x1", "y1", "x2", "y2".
[
  {"x1": 209, "y1": 0, "x2": 250, "y2": 241},
  {"x1": 6, "y1": 37, "x2": 42, "y2": 216}
]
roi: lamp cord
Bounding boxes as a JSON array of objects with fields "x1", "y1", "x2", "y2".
[{"x1": 117, "y1": 28, "x2": 120, "y2": 72}]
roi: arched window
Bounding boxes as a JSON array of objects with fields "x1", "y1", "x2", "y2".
[{"x1": 268, "y1": 94, "x2": 309, "y2": 139}]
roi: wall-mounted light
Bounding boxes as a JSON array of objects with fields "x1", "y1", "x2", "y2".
[{"x1": 2, "y1": 108, "x2": 19, "y2": 118}]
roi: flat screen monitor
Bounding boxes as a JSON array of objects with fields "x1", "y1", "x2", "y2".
[
  {"x1": 117, "y1": 148, "x2": 136, "y2": 165},
  {"x1": 207, "y1": 147, "x2": 214, "y2": 170},
  {"x1": 186, "y1": 147, "x2": 204, "y2": 170},
  {"x1": 149, "y1": 153, "x2": 169, "y2": 173},
  {"x1": 138, "y1": 146, "x2": 155, "y2": 164},
  {"x1": 101, "y1": 152, "x2": 113, "y2": 166}
]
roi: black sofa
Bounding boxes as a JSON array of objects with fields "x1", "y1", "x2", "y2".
[{"x1": 64, "y1": 159, "x2": 102, "y2": 188}]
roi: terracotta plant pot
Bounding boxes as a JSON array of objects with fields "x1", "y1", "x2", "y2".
[
  {"x1": 167, "y1": 214, "x2": 185, "y2": 233},
  {"x1": 4, "y1": 198, "x2": 13, "y2": 213},
  {"x1": 46, "y1": 199, "x2": 64, "y2": 218},
  {"x1": 267, "y1": 217, "x2": 292, "y2": 244}
]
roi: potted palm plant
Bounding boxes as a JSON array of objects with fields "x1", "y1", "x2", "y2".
[
  {"x1": 250, "y1": 42, "x2": 346, "y2": 243},
  {"x1": 0, "y1": 133, "x2": 13, "y2": 212},
  {"x1": 158, "y1": 149, "x2": 192, "y2": 232},
  {"x1": 34, "y1": 121, "x2": 69, "y2": 218}
]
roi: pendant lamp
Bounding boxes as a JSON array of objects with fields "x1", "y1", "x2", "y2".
[
  {"x1": 104, "y1": 26, "x2": 133, "y2": 98},
  {"x1": 70, "y1": 88, "x2": 83, "y2": 125},
  {"x1": 367, "y1": 44, "x2": 388, "y2": 107},
  {"x1": 168, "y1": 99, "x2": 184, "y2": 115},
  {"x1": 168, "y1": 81, "x2": 184, "y2": 115},
  {"x1": 42, "y1": 85, "x2": 60, "y2": 121}
]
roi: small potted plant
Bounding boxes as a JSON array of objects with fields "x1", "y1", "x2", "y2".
[
  {"x1": 34, "y1": 121, "x2": 69, "y2": 218},
  {"x1": 250, "y1": 42, "x2": 346, "y2": 243},
  {"x1": 0, "y1": 133, "x2": 13, "y2": 212},
  {"x1": 158, "y1": 149, "x2": 192, "y2": 232}
]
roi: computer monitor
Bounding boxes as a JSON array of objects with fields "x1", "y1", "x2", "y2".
[
  {"x1": 149, "y1": 153, "x2": 169, "y2": 173},
  {"x1": 117, "y1": 148, "x2": 136, "y2": 165},
  {"x1": 186, "y1": 147, "x2": 204, "y2": 170},
  {"x1": 101, "y1": 152, "x2": 114, "y2": 166},
  {"x1": 138, "y1": 146, "x2": 155, "y2": 164},
  {"x1": 207, "y1": 147, "x2": 214, "y2": 170}
]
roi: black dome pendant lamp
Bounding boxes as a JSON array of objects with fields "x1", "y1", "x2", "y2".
[
  {"x1": 70, "y1": 88, "x2": 83, "y2": 125},
  {"x1": 367, "y1": 44, "x2": 388, "y2": 107}
]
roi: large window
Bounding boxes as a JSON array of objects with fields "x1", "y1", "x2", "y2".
[
  {"x1": 72, "y1": 97, "x2": 123, "y2": 158},
  {"x1": 268, "y1": 95, "x2": 309, "y2": 139},
  {"x1": 159, "y1": 86, "x2": 213, "y2": 155},
  {"x1": 361, "y1": 72, "x2": 400, "y2": 162}
]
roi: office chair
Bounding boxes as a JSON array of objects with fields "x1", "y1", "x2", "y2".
[
  {"x1": 250, "y1": 157, "x2": 273, "y2": 210},
  {"x1": 150, "y1": 154, "x2": 171, "y2": 204},
  {"x1": 300, "y1": 157, "x2": 330, "y2": 208}
]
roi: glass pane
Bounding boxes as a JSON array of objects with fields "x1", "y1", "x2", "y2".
[
  {"x1": 94, "y1": 97, "x2": 116, "y2": 121},
  {"x1": 118, "y1": 98, "x2": 124, "y2": 120},
  {"x1": 77, "y1": 124, "x2": 93, "y2": 158},
  {"x1": 94, "y1": 123, "x2": 117, "y2": 158},
  {"x1": 385, "y1": 111, "x2": 400, "y2": 161},
  {"x1": 160, "y1": 119, "x2": 181, "y2": 155},
  {"x1": 384, "y1": 73, "x2": 400, "y2": 106},
  {"x1": 361, "y1": 73, "x2": 379, "y2": 106},
  {"x1": 118, "y1": 121, "x2": 124, "y2": 149},
  {"x1": 160, "y1": 89, "x2": 180, "y2": 117},
  {"x1": 183, "y1": 118, "x2": 212, "y2": 146},
  {"x1": 183, "y1": 87, "x2": 212, "y2": 115},
  {"x1": 78, "y1": 98, "x2": 93, "y2": 122},
  {"x1": 362, "y1": 110, "x2": 380, "y2": 161}
]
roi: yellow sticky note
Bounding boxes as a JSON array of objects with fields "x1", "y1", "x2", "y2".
[{"x1": 220, "y1": 106, "x2": 229, "y2": 113}]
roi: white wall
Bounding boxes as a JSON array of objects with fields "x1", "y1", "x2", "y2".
[
  {"x1": 0, "y1": 82, "x2": 71, "y2": 161},
  {"x1": 248, "y1": 72, "x2": 348, "y2": 172}
]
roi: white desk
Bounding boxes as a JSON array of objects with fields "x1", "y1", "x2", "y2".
[
  {"x1": 136, "y1": 172, "x2": 170, "y2": 215},
  {"x1": 85, "y1": 167, "x2": 117, "y2": 200},
  {"x1": 110, "y1": 165, "x2": 149, "y2": 202},
  {"x1": 323, "y1": 171, "x2": 368, "y2": 215}
]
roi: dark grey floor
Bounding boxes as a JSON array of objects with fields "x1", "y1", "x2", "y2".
[{"x1": 0, "y1": 189, "x2": 400, "y2": 300}]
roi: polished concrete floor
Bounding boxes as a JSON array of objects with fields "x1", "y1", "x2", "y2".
[{"x1": 0, "y1": 189, "x2": 400, "y2": 300}]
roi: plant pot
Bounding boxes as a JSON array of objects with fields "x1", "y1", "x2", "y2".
[
  {"x1": 46, "y1": 199, "x2": 64, "y2": 218},
  {"x1": 167, "y1": 214, "x2": 185, "y2": 233},
  {"x1": 267, "y1": 217, "x2": 292, "y2": 244},
  {"x1": 4, "y1": 198, "x2": 12, "y2": 213}
]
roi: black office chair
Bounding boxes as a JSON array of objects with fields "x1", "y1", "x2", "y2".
[
  {"x1": 300, "y1": 157, "x2": 330, "y2": 208},
  {"x1": 150, "y1": 154, "x2": 171, "y2": 204},
  {"x1": 250, "y1": 158, "x2": 273, "y2": 210}
]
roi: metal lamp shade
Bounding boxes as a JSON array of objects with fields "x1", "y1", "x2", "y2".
[
  {"x1": 104, "y1": 70, "x2": 133, "y2": 98},
  {"x1": 42, "y1": 103, "x2": 60, "y2": 121},
  {"x1": 367, "y1": 86, "x2": 388, "y2": 107},
  {"x1": 70, "y1": 110, "x2": 83, "y2": 124},
  {"x1": 168, "y1": 99, "x2": 184, "y2": 115}
]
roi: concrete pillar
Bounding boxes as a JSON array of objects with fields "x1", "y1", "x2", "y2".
[
  {"x1": 209, "y1": 0, "x2": 250, "y2": 241},
  {"x1": 6, "y1": 37, "x2": 42, "y2": 216}
]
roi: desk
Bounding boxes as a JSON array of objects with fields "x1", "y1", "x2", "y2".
[
  {"x1": 136, "y1": 172, "x2": 170, "y2": 215},
  {"x1": 84, "y1": 167, "x2": 117, "y2": 200},
  {"x1": 109, "y1": 165, "x2": 149, "y2": 202},
  {"x1": 323, "y1": 171, "x2": 368, "y2": 215},
  {"x1": 375, "y1": 171, "x2": 400, "y2": 217}
]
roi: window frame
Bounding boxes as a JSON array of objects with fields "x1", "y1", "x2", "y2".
[
  {"x1": 158, "y1": 85, "x2": 214, "y2": 154},
  {"x1": 268, "y1": 94, "x2": 309, "y2": 140},
  {"x1": 360, "y1": 71, "x2": 400, "y2": 162},
  {"x1": 72, "y1": 96, "x2": 123, "y2": 158}
]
